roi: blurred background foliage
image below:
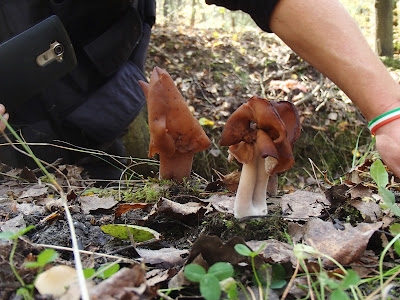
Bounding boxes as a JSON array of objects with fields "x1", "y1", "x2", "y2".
[{"x1": 156, "y1": 0, "x2": 400, "y2": 57}]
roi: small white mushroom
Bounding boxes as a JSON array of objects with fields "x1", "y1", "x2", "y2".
[{"x1": 35, "y1": 265, "x2": 77, "y2": 297}]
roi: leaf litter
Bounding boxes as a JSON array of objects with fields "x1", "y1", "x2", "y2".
[{"x1": 1, "y1": 24, "x2": 400, "y2": 299}]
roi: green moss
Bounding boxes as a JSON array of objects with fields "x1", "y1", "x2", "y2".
[
  {"x1": 122, "y1": 181, "x2": 169, "y2": 203},
  {"x1": 203, "y1": 213, "x2": 288, "y2": 242}
]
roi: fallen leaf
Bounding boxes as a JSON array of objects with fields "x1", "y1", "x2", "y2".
[
  {"x1": 136, "y1": 247, "x2": 189, "y2": 267},
  {"x1": 101, "y1": 224, "x2": 160, "y2": 242},
  {"x1": 19, "y1": 167, "x2": 37, "y2": 182},
  {"x1": 16, "y1": 203, "x2": 46, "y2": 216},
  {"x1": 281, "y1": 190, "x2": 330, "y2": 220},
  {"x1": 350, "y1": 199, "x2": 382, "y2": 222},
  {"x1": 89, "y1": 266, "x2": 154, "y2": 300},
  {"x1": 114, "y1": 203, "x2": 151, "y2": 218},
  {"x1": 19, "y1": 186, "x2": 48, "y2": 199},
  {"x1": 348, "y1": 184, "x2": 373, "y2": 200},
  {"x1": 268, "y1": 79, "x2": 308, "y2": 93},
  {"x1": 146, "y1": 268, "x2": 176, "y2": 287},
  {"x1": 80, "y1": 195, "x2": 117, "y2": 214},
  {"x1": 247, "y1": 239, "x2": 297, "y2": 267},
  {"x1": 203, "y1": 194, "x2": 234, "y2": 214},
  {"x1": 186, "y1": 235, "x2": 256, "y2": 267},
  {"x1": 146, "y1": 197, "x2": 207, "y2": 223},
  {"x1": 0, "y1": 214, "x2": 26, "y2": 233},
  {"x1": 303, "y1": 218, "x2": 382, "y2": 266}
]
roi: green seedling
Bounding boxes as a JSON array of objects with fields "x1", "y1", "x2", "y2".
[
  {"x1": 293, "y1": 244, "x2": 361, "y2": 299},
  {"x1": 318, "y1": 269, "x2": 360, "y2": 300},
  {"x1": 235, "y1": 243, "x2": 287, "y2": 299},
  {"x1": 0, "y1": 226, "x2": 37, "y2": 299},
  {"x1": 389, "y1": 223, "x2": 400, "y2": 256},
  {"x1": 184, "y1": 262, "x2": 235, "y2": 300},
  {"x1": 83, "y1": 262, "x2": 120, "y2": 280},
  {"x1": 235, "y1": 243, "x2": 269, "y2": 290},
  {"x1": 370, "y1": 159, "x2": 400, "y2": 217}
]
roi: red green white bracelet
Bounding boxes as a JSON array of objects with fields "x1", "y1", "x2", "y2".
[{"x1": 368, "y1": 107, "x2": 400, "y2": 135}]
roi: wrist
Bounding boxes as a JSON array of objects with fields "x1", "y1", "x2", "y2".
[{"x1": 368, "y1": 107, "x2": 400, "y2": 135}]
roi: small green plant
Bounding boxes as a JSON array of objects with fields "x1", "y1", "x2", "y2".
[
  {"x1": 83, "y1": 262, "x2": 120, "y2": 279},
  {"x1": 370, "y1": 159, "x2": 400, "y2": 217},
  {"x1": 234, "y1": 243, "x2": 268, "y2": 292},
  {"x1": 0, "y1": 226, "x2": 59, "y2": 300},
  {"x1": 23, "y1": 248, "x2": 59, "y2": 297},
  {"x1": 184, "y1": 262, "x2": 236, "y2": 300},
  {"x1": 318, "y1": 269, "x2": 361, "y2": 300},
  {"x1": 293, "y1": 244, "x2": 361, "y2": 299},
  {"x1": 235, "y1": 243, "x2": 287, "y2": 299},
  {"x1": 184, "y1": 243, "x2": 287, "y2": 300}
]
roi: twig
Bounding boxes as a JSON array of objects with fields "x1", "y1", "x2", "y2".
[
  {"x1": 308, "y1": 158, "x2": 324, "y2": 191},
  {"x1": 281, "y1": 259, "x2": 300, "y2": 300},
  {"x1": 33, "y1": 243, "x2": 138, "y2": 263},
  {"x1": 364, "y1": 267, "x2": 400, "y2": 300},
  {"x1": 294, "y1": 74, "x2": 324, "y2": 106},
  {"x1": 192, "y1": 76, "x2": 216, "y2": 106},
  {"x1": 157, "y1": 290, "x2": 175, "y2": 300}
]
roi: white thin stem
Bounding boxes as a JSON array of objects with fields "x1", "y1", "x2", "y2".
[{"x1": 234, "y1": 155, "x2": 257, "y2": 218}]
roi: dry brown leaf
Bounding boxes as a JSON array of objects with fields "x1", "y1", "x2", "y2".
[
  {"x1": 146, "y1": 197, "x2": 207, "y2": 223},
  {"x1": 350, "y1": 199, "x2": 382, "y2": 222},
  {"x1": 247, "y1": 239, "x2": 297, "y2": 267},
  {"x1": 281, "y1": 190, "x2": 330, "y2": 220},
  {"x1": 89, "y1": 266, "x2": 154, "y2": 300},
  {"x1": 136, "y1": 247, "x2": 189, "y2": 268},
  {"x1": 303, "y1": 218, "x2": 382, "y2": 266},
  {"x1": 146, "y1": 269, "x2": 176, "y2": 287},
  {"x1": 114, "y1": 203, "x2": 152, "y2": 218},
  {"x1": 79, "y1": 195, "x2": 117, "y2": 214},
  {"x1": 203, "y1": 194, "x2": 234, "y2": 214},
  {"x1": 19, "y1": 185, "x2": 48, "y2": 199}
]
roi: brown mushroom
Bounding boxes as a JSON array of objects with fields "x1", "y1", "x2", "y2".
[
  {"x1": 220, "y1": 96, "x2": 300, "y2": 218},
  {"x1": 139, "y1": 67, "x2": 210, "y2": 182}
]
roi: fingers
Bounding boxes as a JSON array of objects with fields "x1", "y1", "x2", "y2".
[{"x1": 0, "y1": 104, "x2": 9, "y2": 132}]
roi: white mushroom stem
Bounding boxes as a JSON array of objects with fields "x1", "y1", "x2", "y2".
[
  {"x1": 234, "y1": 154, "x2": 258, "y2": 218},
  {"x1": 233, "y1": 146, "x2": 278, "y2": 219},
  {"x1": 252, "y1": 156, "x2": 278, "y2": 212}
]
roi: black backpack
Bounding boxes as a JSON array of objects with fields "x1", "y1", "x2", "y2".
[{"x1": 0, "y1": 0, "x2": 156, "y2": 169}]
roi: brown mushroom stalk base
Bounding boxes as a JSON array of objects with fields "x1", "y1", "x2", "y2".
[
  {"x1": 234, "y1": 147, "x2": 278, "y2": 219},
  {"x1": 159, "y1": 152, "x2": 194, "y2": 183}
]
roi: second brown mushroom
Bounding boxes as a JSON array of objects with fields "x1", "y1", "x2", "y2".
[
  {"x1": 219, "y1": 96, "x2": 300, "y2": 218},
  {"x1": 139, "y1": 67, "x2": 211, "y2": 183}
]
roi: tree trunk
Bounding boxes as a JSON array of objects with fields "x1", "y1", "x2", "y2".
[
  {"x1": 375, "y1": 0, "x2": 394, "y2": 57},
  {"x1": 190, "y1": 0, "x2": 197, "y2": 27},
  {"x1": 163, "y1": 0, "x2": 169, "y2": 19}
]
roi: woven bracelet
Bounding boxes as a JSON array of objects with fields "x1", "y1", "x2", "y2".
[{"x1": 368, "y1": 107, "x2": 400, "y2": 135}]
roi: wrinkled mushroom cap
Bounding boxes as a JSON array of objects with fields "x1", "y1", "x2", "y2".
[
  {"x1": 140, "y1": 67, "x2": 210, "y2": 158},
  {"x1": 220, "y1": 96, "x2": 300, "y2": 174}
]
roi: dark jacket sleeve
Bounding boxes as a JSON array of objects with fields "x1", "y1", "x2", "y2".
[{"x1": 205, "y1": 0, "x2": 279, "y2": 32}]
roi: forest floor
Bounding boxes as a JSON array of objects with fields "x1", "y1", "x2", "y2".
[{"x1": 1, "y1": 24, "x2": 400, "y2": 299}]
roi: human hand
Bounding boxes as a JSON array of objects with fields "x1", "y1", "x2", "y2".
[
  {"x1": 0, "y1": 104, "x2": 9, "y2": 132},
  {"x1": 375, "y1": 118, "x2": 400, "y2": 178}
]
